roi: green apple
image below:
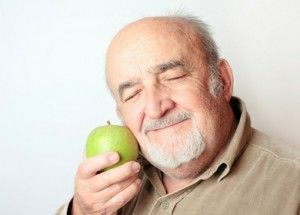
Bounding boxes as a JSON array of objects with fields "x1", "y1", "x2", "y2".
[{"x1": 85, "y1": 121, "x2": 139, "y2": 171}]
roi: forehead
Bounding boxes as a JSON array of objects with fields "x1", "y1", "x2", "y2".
[{"x1": 106, "y1": 19, "x2": 204, "y2": 93}]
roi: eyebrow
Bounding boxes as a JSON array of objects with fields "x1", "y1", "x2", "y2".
[
  {"x1": 118, "y1": 80, "x2": 139, "y2": 100},
  {"x1": 154, "y1": 59, "x2": 184, "y2": 74},
  {"x1": 117, "y1": 59, "x2": 185, "y2": 100}
]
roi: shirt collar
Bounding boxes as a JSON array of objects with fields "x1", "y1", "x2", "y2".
[{"x1": 194, "y1": 97, "x2": 253, "y2": 181}]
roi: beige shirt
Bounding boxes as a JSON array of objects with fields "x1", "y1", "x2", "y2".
[{"x1": 56, "y1": 98, "x2": 300, "y2": 215}]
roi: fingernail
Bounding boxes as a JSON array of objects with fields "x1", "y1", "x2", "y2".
[
  {"x1": 109, "y1": 153, "x2": 119, "y2": 162},
  {"x1": 132, "y1": 162, "x2": 140, "y2": 172}
]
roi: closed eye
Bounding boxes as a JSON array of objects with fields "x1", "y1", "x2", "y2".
[
  {"x1": 163, "y1": 73, "x2": 188, "y2": 81},
  {"x1": 164, "y1": 73, "x2": 188, "y2": 81},
  {"x1": 123, "y1": 89, "x2": 142, "y2": 102}
]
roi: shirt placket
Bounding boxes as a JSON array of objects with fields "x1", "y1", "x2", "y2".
[{"x1": 149, "y1": 190, "x2": 192, "y2": 215}]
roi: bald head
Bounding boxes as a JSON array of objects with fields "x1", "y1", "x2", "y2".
[
  {"x1": 107, "y1": 17, "x2": 199, "y2": 51},
  {"x1": 105, "y1": 16, "x2": 222, "y2": 98}
]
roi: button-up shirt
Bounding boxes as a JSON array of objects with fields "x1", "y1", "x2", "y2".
[
  {"x1": 56, "y1": 97, "x2": 300, "y2": 215},
  {"x1": 118, "y1": 97, "x2": 300, "y2": 215}
]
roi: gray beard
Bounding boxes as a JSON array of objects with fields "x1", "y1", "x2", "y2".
[{"x1": 141, "y1": 122, "x2": 206, "y2": 169}]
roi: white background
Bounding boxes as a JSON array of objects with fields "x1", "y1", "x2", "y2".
[{"x1": 0, "y1": 0, "x2": 299, "y2": 214}]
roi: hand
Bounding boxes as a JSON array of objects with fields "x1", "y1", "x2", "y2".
[{"x1": 72, "y1": 152, "x2": 141, "y2": 215}]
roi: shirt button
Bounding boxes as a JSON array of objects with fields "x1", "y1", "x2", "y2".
[{"x1": 161, "y1": 201, "x2": 169, "y2": 210}]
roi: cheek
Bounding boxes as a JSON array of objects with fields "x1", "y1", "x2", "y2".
[
  {"x1": 171, "y1": 80, "x2": 211, "y2": 112},
  {"x1": 171, "y1": 82, "x2": 219, "y2": 134},
  {"x1": 120, "y1": 102, "x2": 144, "y2": 137}
]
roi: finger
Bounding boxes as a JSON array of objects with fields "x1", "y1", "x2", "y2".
[
  {"x1": 77, "y1": 152, "x2": 119, "y2": 179},
  {"x1": 89, "y1": 161, "x2": 140, "y2": 192},
  {"x1": 92, "y1": 175, "x2": 139, "y2": 204},
  {"x1": 100, "y1": 178, "x2": 142, "y2": 212}
]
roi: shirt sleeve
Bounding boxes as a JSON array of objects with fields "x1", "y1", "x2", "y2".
[{"x1": 55, "y1": 198, "x2": 73, "y2": 215}]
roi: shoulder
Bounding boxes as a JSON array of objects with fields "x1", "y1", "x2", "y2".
[
  {"x1": 247, "y1": 129, "x2": 300, "y2": 163},
  {"x1": 240, "y1": 128, "x2": 300, "y2": 183}
]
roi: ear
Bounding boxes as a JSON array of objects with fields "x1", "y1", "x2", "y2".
[{"x1": 218, "y1": 59, "x2": 234, "y2": 101}]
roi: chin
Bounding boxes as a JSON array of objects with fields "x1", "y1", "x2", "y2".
[{"x1": 151, "y1": 149, "x2": 206, "y2": 180}]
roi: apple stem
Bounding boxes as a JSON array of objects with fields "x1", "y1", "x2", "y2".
[{"x1": 107, "y1": 120, "x2": 111, "y2": 125}]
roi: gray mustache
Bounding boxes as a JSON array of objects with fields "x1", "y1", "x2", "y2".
[{"x1": 142, "y1": 112, "x2": 192, "y2": 134}]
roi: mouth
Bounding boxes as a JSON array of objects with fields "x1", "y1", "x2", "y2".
[{"x1": 145, "y1": 118, "x2": 189, "y2": 134}]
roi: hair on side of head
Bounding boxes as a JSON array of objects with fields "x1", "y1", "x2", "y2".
[{"x1": 165, "y1": 14, "x2": 224, "y2": 96}]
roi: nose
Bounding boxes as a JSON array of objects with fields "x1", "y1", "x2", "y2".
[{"x1": 144, "y1": 85, "x2": 175, "y2": 119}]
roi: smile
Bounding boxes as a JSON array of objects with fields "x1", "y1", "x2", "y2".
[{"x1": 144, "y1": 118, "x2": 190, "y2": 134}]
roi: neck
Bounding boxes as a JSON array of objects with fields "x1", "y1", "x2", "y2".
[
  {"x1": 162, "y1": 174, "x2": 194, "y2": 193},
  {"x1": 160, "y1": 158, "x2": 206, "y2": 193}
]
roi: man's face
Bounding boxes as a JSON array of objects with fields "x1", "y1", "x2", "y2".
[{"x1": 106, "y1": 20, "x2": 228, "y2": 171}]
